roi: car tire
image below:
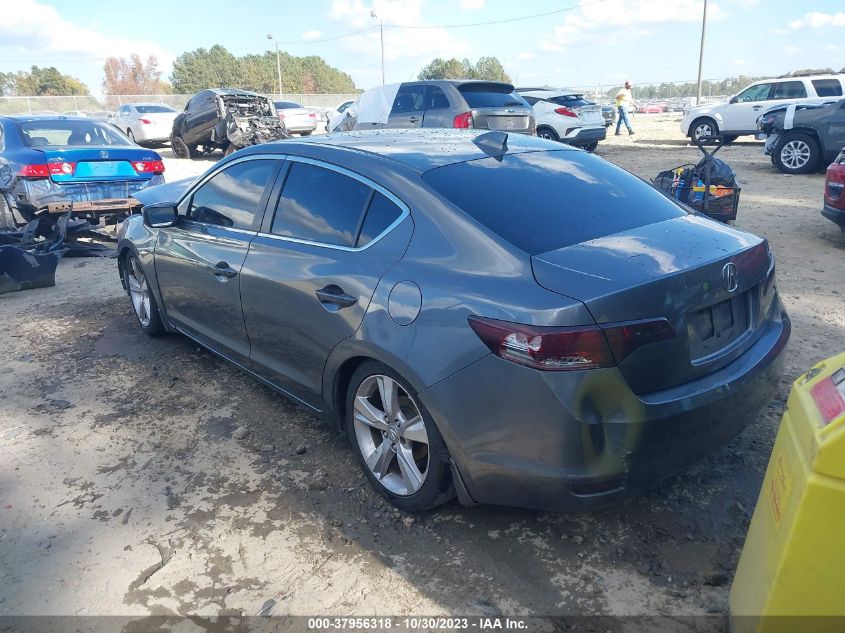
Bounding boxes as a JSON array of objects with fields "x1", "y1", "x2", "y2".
[
  {"x1": 721, "y1": 134, "x2": 739, "y2": 144},
  {"x1": 224, "y1": 144, "x2": 238, "y2": 157},
  {"x1": 123, "y1": 253, "x2": 166, "y2": 336},
  {"x1": 345, "y1": 360, "x2": 455, "y2": 513},
  {"x1": 537, "y1": 126, "x2": 560, "y2": 142},
  {"x1": 300, "y1": 131, "x2": 312, "y2": 136},
  {"x1": 689, "y1": 117, "x2": 719, "y2": 141},
  {"x1": 772, "y1": 133, "x2": 820, "y2": 175},
  {"x1": 171, "y1": 135, "x2": 196, "y2": 160},
  {"x1": 126, "y1": 128, "x2": 136, "y2": 143},
  {"x1": 584, "y1": 141, "x2": 599, "y2": 152}
]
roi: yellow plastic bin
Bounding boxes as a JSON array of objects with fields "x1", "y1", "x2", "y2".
[{"x1": 730, "y1": 352, "x2": 845, "y2": 633}]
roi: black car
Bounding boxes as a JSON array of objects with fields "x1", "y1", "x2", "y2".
[
  {"x1": 758, "y1": 98, "x2": 845, "y2": 174},
  {"x1": 170, "y1": 89, "x2": 287, "y2": 160}
]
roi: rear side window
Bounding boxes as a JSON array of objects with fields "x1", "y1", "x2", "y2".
[
  {"x1": 772, "y1": 81, "x2": 807, "y2": 99},
  {"x1": 272, "y1": 161, "x2": 371, "y2": 246},
  {"x1": 422, "y1": 151, "x2": 687, "y2": 255},
  {"x1": 812, "y1": 79, "x2": 843, "y2": 97},
  {"x1": 392, "y1": 85, "x2": 426, "y2": 114},
  {"x1": 459, "y1": 84, "x2": 528, "y2": 109},
  {"x1": 188, "y1": 160, "x2": 276, "y2": 230},
  {"x1": 357, "y1": 192, "x2": 402, "y2": 247},
  {"x1": 425, "y1": 85, "x2": 451, "y2": 110}
]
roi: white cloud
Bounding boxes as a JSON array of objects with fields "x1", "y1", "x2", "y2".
[
  {"x1": 784, "y1": 45, "x2": 801, "y2": 56},
  {"x1": 0, "y1": 0, "x2": 172, "y2": 67},
  {"x1": 302, "y1": 30, "x2": 322, "y2": 40},
  {"x1": 786, "y1": 11, "x2": 845, "y2": 30},
  {"x1": 327, "y1": 0, "x2": 470, "y2": 76},
  {"x1": 459, "y1": 0, "x2": 484, "y2": 8},
  {"x1": 539, "y1": 0, "x2": 721, "y2": 52},
  {"x1": 516, "y1": 52, "x2": 535, "y2": 61},
  {"x1": 732, "y1": 58, "x2": 747, "y2": 66}
]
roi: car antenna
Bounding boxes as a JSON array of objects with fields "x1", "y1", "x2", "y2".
[{"x1": 472, "y1": 131, "x2": 508, "y2": 160}]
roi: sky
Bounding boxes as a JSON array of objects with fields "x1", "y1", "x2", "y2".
[{"x1": 0, "y1": 0, "x2": 843, "y2": 96}]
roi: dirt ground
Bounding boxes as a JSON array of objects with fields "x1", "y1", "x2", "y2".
[{"x1": 1, "y1": 116, "x2": 843, "y2": 623}]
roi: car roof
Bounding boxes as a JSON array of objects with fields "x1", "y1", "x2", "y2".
[{"x1": 243, "y1": 128, "x2": 575, "y2": 173}]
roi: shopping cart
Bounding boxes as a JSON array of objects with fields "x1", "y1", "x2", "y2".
[{"x1": 653, "y1": 135, "x2": 741, "y2": 225}]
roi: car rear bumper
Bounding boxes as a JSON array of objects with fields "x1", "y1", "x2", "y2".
[
  {"x1": 133, "y1": 126, "x2": 172, "y2": 142},
  {"x1": 419, "y1": 301, "x2": 790, "y2": 512},
  {"x1": 822, "y1": 202, "x2": 845, "y2": 227},
  {"x1": 566, "y1": 126, "x2": 607, "y2": 146}
]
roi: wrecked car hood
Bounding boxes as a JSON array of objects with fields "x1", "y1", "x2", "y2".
[{"x1": 130, "y1": 177, "x2": 196, "y2": 207}]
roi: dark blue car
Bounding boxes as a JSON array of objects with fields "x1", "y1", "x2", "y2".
[{"x1": 0, "y1": 116, "x2": 165, "y2": 229}]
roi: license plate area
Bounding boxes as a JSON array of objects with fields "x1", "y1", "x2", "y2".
[
  {"x1": 688, "y1": 291, "x2": 753, "y2": 363},
  {"x1": 487, "y1": 116, "x2": 527, "y2": 130}
]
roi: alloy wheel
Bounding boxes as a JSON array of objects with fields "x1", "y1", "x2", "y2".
[
  {"x1": 353, "y1": 374, "x2": 429, "y2": 496},
  {"x1": 694, "y1": 122, "x2": 713, "y2": 139},
  {"x1": 126, "y1": 257, "x2": 152, "y2": 327},
  {"x1": 780, "y1": 140, "x2": 811, "y2": 170}
]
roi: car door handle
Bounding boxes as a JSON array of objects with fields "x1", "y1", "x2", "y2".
[
  {"x1": 316, "y1": 286, "x2": 357, "y2": 309},
  {"x1": 409, "y1": 116, "x2": 420, "y2": 123},
  {"x1": 211, "y1": 262, "x2": 238, "y2": 279},
  {"x1": 752, "y1": 105, "x2": 763, "y2": 110}
]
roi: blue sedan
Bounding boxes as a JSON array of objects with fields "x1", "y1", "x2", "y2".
[{"x1": 0, "y1": 116, "x2": 165, "y2": 229}]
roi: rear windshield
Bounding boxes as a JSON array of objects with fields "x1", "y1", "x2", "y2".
[
  {"x1": 135, "y1": 105, "x2": 176, "y2": 113},
  {"x1": 18, "y1": 119, "x2": 131, "y2": 147},
  {"x1": 551, "y1": 95, "x2": 593, "y2": 108},
  {"x1": 421, "y1": 151, "x2": 687, "y2": 255},
  {"x1": 274, "y1": 101, "x2": 302, "y2": 109},
  {"x1": 458, "y1": 84, "x2": 528, "y2": 109}
]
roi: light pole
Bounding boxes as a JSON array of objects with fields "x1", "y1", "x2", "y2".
[
  {"x1": 370, "y1": 10, "x2": 385, "y2": 84},
  {"x1": 696, "y1": 0, "x2": 708, "y2": 105},
  {"x1": 267, "y1": 33, "x2": 283, "y2": 98}
]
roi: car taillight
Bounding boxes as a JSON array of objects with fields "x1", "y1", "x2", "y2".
[
  {"x1": 138, "y1": 118, "x2": 152, "y2": 125},
  {"x1": 554, "y1": 107, "x2": 578, "y2": 118},
  {"x1": 468, "y1": 317, "x2": 614, "y2": 371},
  {"x1": 19, "y1": 164, "x2": 50, "y2": 177},
  {"x1": 132, "y1": 160, "x2": 165, "y2": 173},
  {"x1": 468, "y1": 316, "x2": 675, "y2": 371},
  {"x1": 308, "y1": 112, "x2": 316, "y2": 118},
  {"x1": 453, "y1": 111, "x2": 473, "y2": 128},
  {"x1": 601, "y1": 319, "x2": 675, "y2": 364}
]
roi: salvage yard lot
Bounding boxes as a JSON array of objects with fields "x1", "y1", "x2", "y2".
[{"x1": 1, "y1": 117, "x2": 843, "y2": 620}]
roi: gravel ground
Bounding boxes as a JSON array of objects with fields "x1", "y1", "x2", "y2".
[{"x1": 1, "y1": 116, "x2": 843, "y2": 622}]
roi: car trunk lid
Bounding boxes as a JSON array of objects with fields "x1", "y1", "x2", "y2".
[
  {"x1": 531, "y1": 215, "x2": 778, "y2": 393},
  {"x1": 36, "y1": 147, "x2": 160, "y2": 183}
]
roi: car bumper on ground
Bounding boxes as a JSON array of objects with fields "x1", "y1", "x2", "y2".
[
  {"x1": 764, "y1": 134, "x2": 779, "y2": 157},
  {"x1": 419, "y1": 301, "x2": 790, "y2": 512},
  {"x1": 822, "y1": 202, "x2": 845, "y2": 228}
]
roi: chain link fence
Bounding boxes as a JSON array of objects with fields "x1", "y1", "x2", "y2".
[{"x1": 0, "y1": 94, "x2": 360, "y2": 116}]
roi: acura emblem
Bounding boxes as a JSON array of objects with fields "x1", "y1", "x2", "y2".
[
  {"x1": 100, "y1": 150, "x2": 109, "y2": 159},
  {"x1": 722, "y1": 262, "x2": 738, "y2": 293},
  {"x1": 506, "y1": 107, "x2": 514, "y2": 113}
]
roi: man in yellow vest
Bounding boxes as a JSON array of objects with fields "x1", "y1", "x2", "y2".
[{"x1": 615, "y1": 80, "x2": 635, "y2": 136}]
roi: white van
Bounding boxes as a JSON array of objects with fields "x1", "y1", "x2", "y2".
[{"x1": 680, "y1": 74, "x2": 845, "y2": 141}]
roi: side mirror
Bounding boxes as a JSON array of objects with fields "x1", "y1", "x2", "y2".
[
  {"x1": 142, "y1": 203, "x2": 178, "y2": 228},
  {"x1": 729, "y1": 96, "x2": 738, "y2": 104}
]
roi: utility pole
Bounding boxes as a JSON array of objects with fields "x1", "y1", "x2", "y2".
[
  {"x1": 696, "y1": 0, "x2": 708, "y2": 105},
  {"x1": 371, "y1": 10, "x2": 385, "y2": 84},
  {"x1": 267, "y1": 33, "x2": 283, "y2": 97}
]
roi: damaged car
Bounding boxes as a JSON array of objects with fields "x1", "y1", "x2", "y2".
[
  {"x1": 758, "y1": 98, "x2": 845, "y2": 174},
  {"x1": 0, "y1": 115, "x2": 164, "y2": 230},
  {"x1": 170, "y1": 89, "x2": 288, "y2": 159}
]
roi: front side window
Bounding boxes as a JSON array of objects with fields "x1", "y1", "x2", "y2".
[
  {"x1": 188, "y1": 160, "x2": 276, "y2": 230},
  {"x1": 736, "y1": 83, "x2": 773, "y2": 103},
  {"x1": 272, "y1": 161, "x2": 372, "y2": 246},
  {"x1": 772, "y1": 81, "x2": 808, "y2": 100},
  {"x1": 812, "y1": 79, "x2": 843, "y2": 97}
]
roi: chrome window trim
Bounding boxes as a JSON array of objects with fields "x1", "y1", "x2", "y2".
[{"x1": 259, "y1": 154, "x2": 410, "y2": 253}]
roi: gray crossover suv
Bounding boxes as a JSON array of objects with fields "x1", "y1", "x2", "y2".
[
  {"x1": 118, "y1": 130, "x2": 789, "y2": 513},
  {"x1": 333, "y1": 80, "x2": 535, "y2": 135}
]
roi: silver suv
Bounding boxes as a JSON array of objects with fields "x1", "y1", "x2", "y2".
[{"x1": 334, "y1": 80, "x2": 535, "y2": 135}]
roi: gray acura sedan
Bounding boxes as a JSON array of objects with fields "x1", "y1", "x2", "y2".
[{"x1": 118, "y1": 129, "x2": 790, "y2": 513}]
